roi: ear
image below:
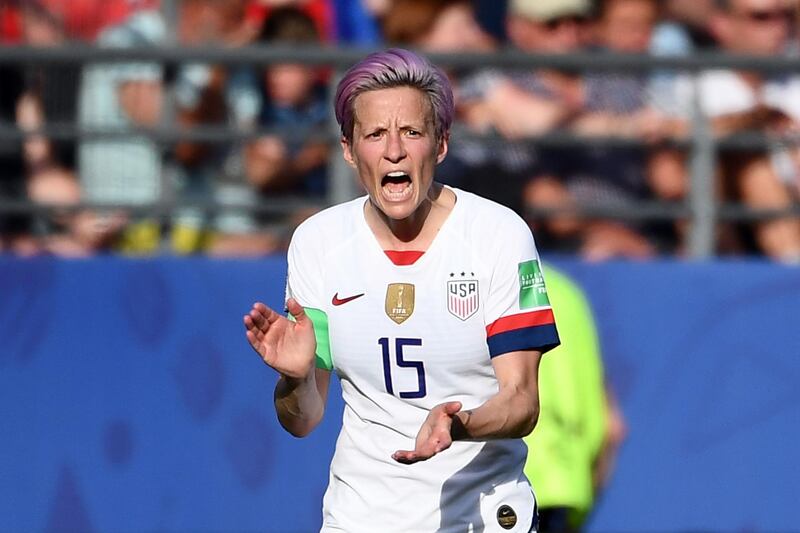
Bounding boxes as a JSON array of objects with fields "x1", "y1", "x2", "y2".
[
  {"x1": 341, "y1": 136, "x2": 357, "y2": 169},
  {"x1": 436, "y1": 133, "x2": 449, "y2": 164}
]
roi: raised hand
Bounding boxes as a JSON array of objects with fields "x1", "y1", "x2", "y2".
[
  {"x1": 392, "y1": 401, "x2": 463, "y2": 464},
  {"x1": 243, "y1": 298, "x2": 316, "y2": 380}
]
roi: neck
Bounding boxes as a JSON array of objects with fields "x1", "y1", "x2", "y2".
[{"x1": 366, "y1": 183, "x2": 454, "y2": 251}]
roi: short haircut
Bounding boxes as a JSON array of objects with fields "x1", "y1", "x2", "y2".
[
  {"x1": 334, "y1": 48, "x2": 454, "y2": 143},
  {"x1": 258, "y1": 6, "x2": 319, "y2": 43}
]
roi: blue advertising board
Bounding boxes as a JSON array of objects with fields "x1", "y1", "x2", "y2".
[{"x1": 0, "y1": 257, "x2": 798, "y2": 531}]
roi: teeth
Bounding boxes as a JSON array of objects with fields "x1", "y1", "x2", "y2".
[{"x1": 386, "y1": 171, "x2": 407, "y2": 177}]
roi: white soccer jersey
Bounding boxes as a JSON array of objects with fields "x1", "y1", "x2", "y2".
[{"x1": 286, "y1": 187, "x2": 559, "y2": 533}]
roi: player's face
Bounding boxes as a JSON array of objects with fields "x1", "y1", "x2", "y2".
[{"x1": 342, "y1": 86, "x2": 448, "y2": 223}]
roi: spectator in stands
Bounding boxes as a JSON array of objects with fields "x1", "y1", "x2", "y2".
[
  {"x1": 381, "y1": 0, "x2": 494, "y2": 53},
  {"x1": 17, "y1": 1, "x2": 79, "y2": 173},
  {"x1": 229, "y1": 6, "x2": 333, "y2": 256},
  {"x1": 662, "y1": 0, "x2": 800, "y2": 262},
  {"x1": 0, "y1": 64, "x2": 35, "y2": 254},
  {"x1": 463, "y1": 0, "x2": 587, "y2": 140},
  {"x1": 245, "y1": 7, "x2": 330, "y2": 199},
  {"x1": 549, "y1": 0, "x2": 678, "y2": 260},
  {"x1": 245, "y1": 0, "x2": 336, "y2": 42},
  {"x1": 169, "y1": 0, "x2": 270, "y2": 255},
  {"x1": 0, "y1": 2, "x2": 92, "y2": 256},
  {"x1": 15, "y1": 1, "x2": 107, "y2": 256},
  {"x1": 463, "y1": 0, "x2": 660, "y2": 259},
  {"x1": 174, "y1": 4, "x2": 325, "y2": 257},
  {"x1": 451, "y1": 0, "x2": 592, "y2": 231},
  {"x1": 27, "y1": 165, "x2": 126, "y2": 256},
  {"x1": 78, "y1": 5, "x2": 166, "y2": 254}
]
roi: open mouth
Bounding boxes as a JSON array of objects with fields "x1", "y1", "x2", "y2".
[{"x1": 381, "y1": 171, "x2": 413, "y2": 200}]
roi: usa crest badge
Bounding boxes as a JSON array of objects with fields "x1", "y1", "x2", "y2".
[
  {"x1": 447, "y1": 277, "x2": 479, "y2": 320},
  {"x1": 386, "y1": 283, "x2": 415, "y2": 324}
]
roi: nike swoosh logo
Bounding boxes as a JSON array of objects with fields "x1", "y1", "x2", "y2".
[{"x1": 332, "y1": 292, "x2": 365, "y2": 306}]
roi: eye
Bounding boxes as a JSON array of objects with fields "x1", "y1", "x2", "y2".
[
  {"x1": 405, "y1": 130, "x2": 421, "y2": 137},
  {"x1": 367, "y1": 130, "x2": 383, "y2": 139}
]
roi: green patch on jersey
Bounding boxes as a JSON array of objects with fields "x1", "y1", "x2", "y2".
[
  {"x1": 518, "y1": 259, "x2": 550, "y2": 309},
  {"x1": 289, "y1": 307, "x2": 332, "y2": 370}
]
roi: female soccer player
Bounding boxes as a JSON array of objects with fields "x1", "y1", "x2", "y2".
[{"x1": 244, "y1": 48, "x2": 559, "y2": 532}]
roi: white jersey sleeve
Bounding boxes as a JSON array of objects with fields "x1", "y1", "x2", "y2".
[
  {"x1": 286, "y1": 222, "x2": 333, "y2": 370},
  {"x1": 483, "y1": 212, "x2": 559, "y2": 357}
]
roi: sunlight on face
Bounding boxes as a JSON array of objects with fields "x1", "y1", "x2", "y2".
[{"x1": 342, "y1": 86, "x2": 448, "y2": 223}]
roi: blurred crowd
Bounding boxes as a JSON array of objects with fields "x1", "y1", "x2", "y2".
[{"x1": 1, "y1": 0, "x2": 800, "y2": 261}]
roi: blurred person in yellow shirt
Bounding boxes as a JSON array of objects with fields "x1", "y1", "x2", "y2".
[{"x1": 524, "y1": 266, "x2": 626, "y2": 532}]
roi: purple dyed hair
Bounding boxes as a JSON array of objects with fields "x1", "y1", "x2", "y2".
[{"x1": 334, "y1": 48, "x2": 455, "y2": 143}]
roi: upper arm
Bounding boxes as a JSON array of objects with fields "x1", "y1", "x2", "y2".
[
  {"x1": 491, "y1": 349, "x2": 542, "y2": 396},
  {"x1": 287, "y1": 224, "x2": 333, "y2": 371},
  {"x1": 492, "y1": 349, "x2": 544, "y2": 436},
  {"x1": 483, "y1": 214, "x2": 560, "y2": 359}
]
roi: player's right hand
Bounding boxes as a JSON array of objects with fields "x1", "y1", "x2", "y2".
[{"x1": 243, "y1": 299, "x2": 316, "y2": 380}]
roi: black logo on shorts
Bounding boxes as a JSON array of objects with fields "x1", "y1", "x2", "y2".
[{"x1": 497, "y1": 504, "x2": 517, "y2": 530}]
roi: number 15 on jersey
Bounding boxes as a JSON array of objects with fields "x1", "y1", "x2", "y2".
[{"x1": 379, "y1": 337, "x2": 426, "y2": 399}]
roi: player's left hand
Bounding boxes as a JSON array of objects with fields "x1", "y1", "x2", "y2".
[{"x1": 392, "y1": 401, "x2": 462, "y2": 464}]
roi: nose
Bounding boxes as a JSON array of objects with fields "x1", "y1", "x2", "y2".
[{"x1": 383, "y1": 130, "x2": 407, "y2": 163}]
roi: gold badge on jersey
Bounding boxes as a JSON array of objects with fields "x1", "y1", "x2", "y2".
[{"x1": 385, "y1": 283, "x2": 415, "y2": 324}]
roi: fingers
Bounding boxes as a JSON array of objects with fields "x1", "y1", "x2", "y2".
[
  {"x1": 392, "y1": 439, "x2": 451, "y2": 464},
  {"x1": 441, "y1": 401, "x2": 462, "y2": 415},
  {"x1": 286, "y1": 298, "x2": 307, "y2": 323},
  {"x1": 243, "y1": 302, "x2": 279, "y2": 330},
  {"x1": 243, "y1": 302, "x2": 280, "y2": 354},
  {"x1": 392, "y1": 402, "x2": 462, "y2": 464},
  {"x1": 392, "y1": 450, "x2": 420, "y2": 464},
  {"x1": 242, "y1": 314, "x2": 261, "y2": 341},
  {"x1": 244, "y1": 329, "x2": 260, "y2": 351}
]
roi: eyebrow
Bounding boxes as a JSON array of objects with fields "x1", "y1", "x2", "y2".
[{"x1": 357, "y1": 121, "x2": 429, "y2": 133}]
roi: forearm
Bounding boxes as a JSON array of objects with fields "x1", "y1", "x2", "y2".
[
  {"x1": 710, "y1": 106, "x2": 779, "y2": 136},
  {"x1": 452, "y1": 385, "x2": 540, "y2": 441},
  {"x1": 274, "y1": 372, "x2": 325, "y2": 437}
]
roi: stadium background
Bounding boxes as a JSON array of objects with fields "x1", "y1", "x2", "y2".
[{"x1": 2, "y1": 0, "x2": 800, "y2": 531}]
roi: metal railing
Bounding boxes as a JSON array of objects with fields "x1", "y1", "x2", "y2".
[{"x1": 1, "y1": 44, "x2": 799, "y2": 257}]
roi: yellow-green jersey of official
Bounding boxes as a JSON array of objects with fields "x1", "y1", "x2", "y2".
[{"x1": 523, "y1": 266, "x2": 607, "y2": 517}]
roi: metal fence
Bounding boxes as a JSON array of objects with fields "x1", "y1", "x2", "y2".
[{"x1": 2, "y1": 44, "x2": 800, "y2": 258}]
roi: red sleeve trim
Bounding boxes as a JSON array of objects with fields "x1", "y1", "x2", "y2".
[{"x1": 486, "y1": 309, "x2": 556, "y2": 336}]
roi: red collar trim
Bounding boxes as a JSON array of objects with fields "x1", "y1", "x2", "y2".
[{"x1": 384, "y1": 250, "x2": 425, "y2": 266}]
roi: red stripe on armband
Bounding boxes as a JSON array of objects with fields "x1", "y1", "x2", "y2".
[{"x1": 486, "y1": 309, "x2": 555, "y2": 336}]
